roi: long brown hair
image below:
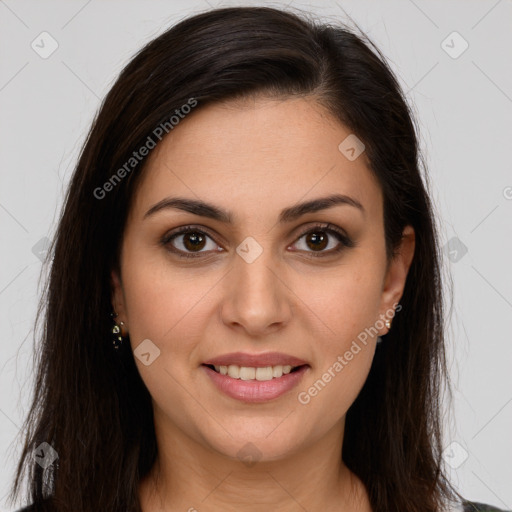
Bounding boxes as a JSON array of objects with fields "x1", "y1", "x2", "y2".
[{"x1": 9, "y1": 6, "x2": 462, "y2": 511}]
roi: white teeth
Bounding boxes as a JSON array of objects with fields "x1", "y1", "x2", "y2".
[
  {"x1": 212, "y1": 364, "x2": 298, "y2": 380},
  {"x1": 272, "y1": 365, "x2": 283, "y2": 377},
  {"x1": 255, "y1": 367, "x2": 273, "y2": 381},
  {"x1": 227, "y1": 365, "x2": 239, "y2": 378},
  {"x1": 239, "y1": 366, "x2": 256, "y2": 380}
]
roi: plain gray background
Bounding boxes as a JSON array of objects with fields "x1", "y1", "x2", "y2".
[{"x1": 1, "y1": 0, "x2": 511, "y2": 510}]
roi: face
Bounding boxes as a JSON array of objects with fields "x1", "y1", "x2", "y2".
[{"x1": 112, "y1": 96, "x2": 415, "y2": 462}]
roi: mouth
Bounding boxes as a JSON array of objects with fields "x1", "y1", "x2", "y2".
[
  {"x1": 201, "y1": 363, "x2": 310, "y2": 403},
  {"x1": 202, "y1": 363, "x2": 307, "y2": 381}
]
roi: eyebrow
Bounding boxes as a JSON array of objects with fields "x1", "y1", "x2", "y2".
[{"x1": 144, "y1": 193, "x2": 365, "y2": 223}]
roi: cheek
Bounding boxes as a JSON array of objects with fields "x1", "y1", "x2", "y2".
[
  {"x1": 119, "y1": 252, "x2": 216, "y2": 416},
  {"x1": 292, "y1": 257, "x2": 383, "y2": 419},
  {"x1": 295, "y1": 269, "x2": 381, "y2": 416},
  {"x1": 301, "y1": 258, "x2": 384, "y2": 345},
  {"x1": 121, "y1": 234, "x2": 202, "y2": 336}
]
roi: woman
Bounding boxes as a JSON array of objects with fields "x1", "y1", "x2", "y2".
[{"x1": 7, "y1": 6, "x2": 509, "y2": 512}]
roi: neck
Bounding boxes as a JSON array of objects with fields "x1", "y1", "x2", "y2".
[{"x1": 139, "y1": 411, "x2": 371, "y2": 511}]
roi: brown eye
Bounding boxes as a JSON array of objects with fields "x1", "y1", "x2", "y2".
[
  {"x1": 161, "y1": 227, "x2": 221, "y2": 258},
  {"x1": 182, "y1": 232, "x2": 207, "y2": 251},
  {"x1": 291, "y1": 223, "x2": 355, "y2": 256},
  {"x1": 304, "y1": 231, "x2": 329, "y2": 251}
]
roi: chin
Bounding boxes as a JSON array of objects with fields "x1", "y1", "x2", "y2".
[{"x1": 204, "y1": 428, "x2": 305, "y2": 464}]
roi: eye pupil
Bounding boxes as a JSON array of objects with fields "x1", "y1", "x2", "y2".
[
  {"x1": 163, "y1": 224, "x2": 349, "y2": 259},
  {"x1": 306, "y1": 232, "x2": 328, "y2": 251},
  {"x1": 183, "y1": 232, "x2": 206, "y2": 251}
]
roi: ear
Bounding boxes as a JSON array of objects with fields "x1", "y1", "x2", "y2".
[
  {"x1": 110, "y1": 269, "x2": 126, "y2": 320},
  {"x1": 378, "y1": 225, "x2": 415, "y2": 333}
]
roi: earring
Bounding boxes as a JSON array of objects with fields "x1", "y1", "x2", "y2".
[
  {"x1": 110, "y1": 312, "x2": 128, "y2": 351},
  {"x1": 378, "y1": 320, "x2": 392, "y2": 345}
]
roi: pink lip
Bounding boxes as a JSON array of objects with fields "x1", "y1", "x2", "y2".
[
  {"x1": 202, "y1": 364, "x2": 309, "y2": 403},
  {"x1": 203, "y1": 351, "x2": 308, "y2": 367}
]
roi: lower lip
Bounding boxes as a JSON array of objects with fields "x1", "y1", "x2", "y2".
[{"x1": 202, "y1": 365, "x2": 309, "y2": 403}]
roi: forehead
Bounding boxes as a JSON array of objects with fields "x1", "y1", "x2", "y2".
[{"x1": 132, "y1": 96, "x2": 382, "y2": 222}]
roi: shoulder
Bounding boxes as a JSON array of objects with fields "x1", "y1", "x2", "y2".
[{"x1": 463, "y1": 500, "x2": 511, "y2": 512}]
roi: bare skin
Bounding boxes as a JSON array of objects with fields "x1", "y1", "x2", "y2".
[{"x1": 111, "y1": 95, "x2": 415, "y2": 511}]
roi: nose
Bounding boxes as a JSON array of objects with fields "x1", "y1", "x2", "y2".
[{"x1": 220, "y1": 248, "x2": 293, "y2": 337}]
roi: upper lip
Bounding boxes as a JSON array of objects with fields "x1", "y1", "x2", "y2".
[{"x1": 203, "y1": 351, "x2": 308, "y2": 368}]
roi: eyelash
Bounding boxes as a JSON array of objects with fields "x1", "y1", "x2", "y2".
[{"x1": 160, "y1": 223, "x2": 355, "y2": 260}]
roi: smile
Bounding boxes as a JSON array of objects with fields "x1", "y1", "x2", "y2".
[
  {"x1": 206, "y1": 364, "x2": 299, "y2": 380},
  {"x1": 202, "y1": 363, "x2": 309, "y2": 403}
]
